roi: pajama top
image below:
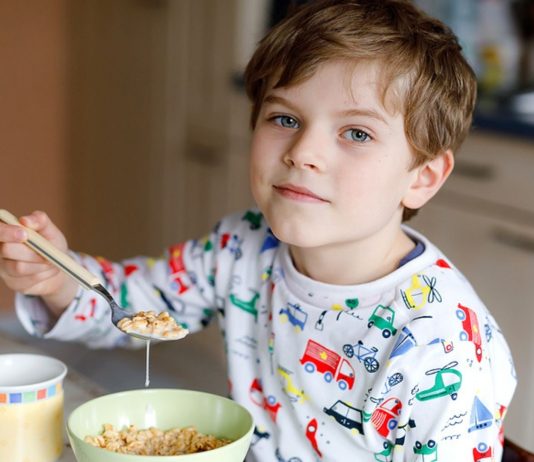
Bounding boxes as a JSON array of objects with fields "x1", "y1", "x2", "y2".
[{"x1": 16, "y1": 209, "x2": 517, "y2": 462}]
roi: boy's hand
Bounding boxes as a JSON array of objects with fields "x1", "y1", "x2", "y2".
[{"x1": 0, "y1": 211, "x2": 78, "y2": 316}]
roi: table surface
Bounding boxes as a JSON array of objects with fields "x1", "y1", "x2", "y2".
[{"x1": 0, "y1": 332, "x2": 106, "y2": 462}]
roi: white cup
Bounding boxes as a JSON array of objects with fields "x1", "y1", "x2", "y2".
[{"x1": 0, "y1": 354, "x2": 68, "y2": 462}]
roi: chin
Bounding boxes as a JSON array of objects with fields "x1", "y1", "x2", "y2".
[
  {"x1": 267, "y1": 216, "x2": 326, "y2": 248},
  {"x1": 256, "y1": 197, "x2": 333, "y2": 247}
]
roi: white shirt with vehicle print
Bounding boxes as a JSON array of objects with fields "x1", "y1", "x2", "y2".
[{"x1": 16, "y1": 209, "x2": 517, "y2": 462}]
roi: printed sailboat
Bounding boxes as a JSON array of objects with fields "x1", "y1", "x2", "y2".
[{"x1": 469, "y1": 396, "x2": 493, "y2": 432}]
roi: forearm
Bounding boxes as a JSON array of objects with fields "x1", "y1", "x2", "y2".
[
  {"x1": 41, "y1": 276, "x2": 79, "y2": 319},
  {"x1": 16, "y1": 241, "x2": 220, "y2": 347}
]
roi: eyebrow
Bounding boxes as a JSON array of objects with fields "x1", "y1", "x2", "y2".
[
  {"x1": 338, "y1": 108, "x2": 389, "y2": 125},
  {"x1": 263, "y1": 94, "x2": 389, "y2": 126},
  {"x1": 263, "y1": 94, "x2": 299, "y2": 112}
]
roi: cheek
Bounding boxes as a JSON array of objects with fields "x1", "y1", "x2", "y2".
[
  {"x1": 333, "y1": 160, "x2": 408, "y2": 208},
  {"x1": 250, "y1": 133, "x2": 280, "y2": 175},
  {"x1": 331, "y1": 164, "x2": 369, "y2": 198},
  {"x1": 249, "y1": 134, "x2": 272, "y2": 202},
  {"x1": 249, "y1": 135, "x2": 264, "y2": 178}
]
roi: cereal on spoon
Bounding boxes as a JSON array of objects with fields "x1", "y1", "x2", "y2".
[{"x1": 117, "y1": 311, "x2": 189, "y2": 340}]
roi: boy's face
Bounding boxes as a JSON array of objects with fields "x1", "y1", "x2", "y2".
[{"x1": 250, "y1": 60, "x2": 419, "y2": 250}]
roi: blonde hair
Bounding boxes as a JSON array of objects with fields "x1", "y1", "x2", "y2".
[{"x1": 244, "y1": 0, "x2": 477, "y2": 220}]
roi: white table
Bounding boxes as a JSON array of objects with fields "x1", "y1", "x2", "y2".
[{"x1": 0, "y1": 332, "x2": 105, "y2": 462}]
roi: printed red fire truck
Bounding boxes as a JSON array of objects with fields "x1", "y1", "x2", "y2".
[
  {"x1": 300, "y1": 339, "x2": 355, "y2": 390},
  {"x1": 456, "y1": 303, "x2": 483, "y2": 363},
  {"x1": 472, "y1": 442, "x2": 493, "y2": 462},
  {"x1": 168, "y1": 243, "x2": 190, "y2": 294},
  {"x1": 371, "y1": 397, "x2": 403, "y2": 438}
]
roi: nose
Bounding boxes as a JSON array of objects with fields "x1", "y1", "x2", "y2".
[{"x1": 283, "y1": 127, "x2": 326, "y2": 171}]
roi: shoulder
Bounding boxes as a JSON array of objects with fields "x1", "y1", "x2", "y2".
[
  {"x1": 392, "y1": 229, "x2": 515, "y2": 388},
  {"x1": 213, "y1": 208, "x2": 278, "y2": 254},
  {"x1": 212, "y1": 208, "x2": 269, "y2": 237},
  {"x1": 217, "y1": 208, "x2": 265, "y2": 230},
  {"x1": 399, "y1": 226, "x2": 487, "y2": 310},
  {"x1": 393, "y1": 227, "x2": 495, "y2": 346},
  {"x1": 189, "y1": 208, "x2": 280, "y2": 271},
  {"x1": 180, "y1": 208, "x2": 275, "y2": 263}
]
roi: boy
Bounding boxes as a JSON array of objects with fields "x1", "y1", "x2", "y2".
[{"x1": 0, "y1": 0, "x2": 516, "y2": 460}]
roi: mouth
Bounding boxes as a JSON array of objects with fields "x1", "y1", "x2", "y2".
[{"x1": 273, "y1": 183, "x2": 328, "y2": 203}]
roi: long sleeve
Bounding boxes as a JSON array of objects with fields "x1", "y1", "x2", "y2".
[{"x1": 16, "y1": 222, "x2": 224, "y2": 349}]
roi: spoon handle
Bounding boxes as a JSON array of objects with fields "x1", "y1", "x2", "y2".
[{"x1": 0, "y1": 209, "x2": 101, "y2": 291}]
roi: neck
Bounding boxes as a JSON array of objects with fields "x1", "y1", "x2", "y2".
[{"x1": 289, "y1": 226, "x2": 415, "y2": 286}]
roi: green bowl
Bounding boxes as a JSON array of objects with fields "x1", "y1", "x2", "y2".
[{"x1": 67, "y1": 389, "x2": 254, "y2": 462}]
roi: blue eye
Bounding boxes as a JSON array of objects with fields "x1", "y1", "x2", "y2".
[
  {"x1": 343, "y1": 129, "x2": 371, "y2": 143},
  {"x1": 272, "y1": 115, "x2": 299, "y2": 129}
]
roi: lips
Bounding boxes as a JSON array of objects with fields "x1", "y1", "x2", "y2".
[{"x1": 273, "y1": 183, "x2": 328, "y2": 202}]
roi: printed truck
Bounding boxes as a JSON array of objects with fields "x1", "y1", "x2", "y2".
[
  {"x1": 374, "y1": 441, "x2": 394, "y2": 462},
  {"x1": 168, "y1": 243, "x2": 190, "y2": 294},
  {"x1": 368, "y1": 305, "x2": 398, "y2": 338},
  {"x1": 371, "y1": 397, "x2": 402, "y2": 438},
  {"x1": 300, "y1": 339, "x2": 355, "y2": 390},
  {"x1": 249, "y1": 378, "x2": 282, "y2": 422},
  {"x1": 413, "y1": 440, "x2": 437, "y2": 461},
  {"x1": 456, "y1": 303, "x2": 483, "y2": 362},
  {"x1": 473, "y1": 442, "x2": 493, "y2": 462}
]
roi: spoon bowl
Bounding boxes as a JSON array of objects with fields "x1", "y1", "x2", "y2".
[{"x1": 0, "y1": 209, "x2": 186, "y2": 343}]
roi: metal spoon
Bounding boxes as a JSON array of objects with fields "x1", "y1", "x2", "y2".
[{"x1": 0, "y1": 209, "x2": 184, "y2": 342}]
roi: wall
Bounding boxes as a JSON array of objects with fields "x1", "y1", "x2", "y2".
[
  {"x1": 0, "y1": 0, "x2": 69, "y2": 308},
  {"x1": 65, "y1": 0, "x2": 170, "y2": 260},
  {"x1": 0, "y1": 0, "x2": 255, "y2": 307},
  {"x1": 0, "y1": 0, "x2": 240, "y2": 397}
]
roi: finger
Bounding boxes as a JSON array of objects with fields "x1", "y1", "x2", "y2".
[
  {"x1": 18, "y1": 210, "x2": 49, "y2": 231},
  {"x1": 0, "y1": 269, "x2": 63, "y2": 295},
  {"x1": 19, "y1": 211, "x2": 67, "y2": 249},
  {"x1": 0, "y1": 242, "x2": 47, "y2": 263},
  {"x1": 0, "y1": 222, "x2": 27, "y2": 243},
  {"x1": 1, "y1": 275, "x2": 46, "y2": 295},
  {"x1": 2, "y1": 259, "x2": 56, "y2": 278}
]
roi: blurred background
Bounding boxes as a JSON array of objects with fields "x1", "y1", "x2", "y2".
[{"x1": 1, "y1": 0, "x2": 533, "y2": 451}]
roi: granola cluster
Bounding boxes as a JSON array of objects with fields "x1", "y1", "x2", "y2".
[
  {"x1": 117, "y1": 311, "x2": 188, "y2": 339},
  {"x1": 84, "y1": 423, "x2": 232, "y2": 455}
]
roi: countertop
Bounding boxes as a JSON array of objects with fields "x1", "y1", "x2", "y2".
[
  {"x1": 474, "y1": 111, "x2": 534, "y2": 140},
  {"x1": 0, "y1": 309, "x2": 229, "y2": 461},
  {"x1": 0, "y1": 311, "x2": 227, "y2": 395}
]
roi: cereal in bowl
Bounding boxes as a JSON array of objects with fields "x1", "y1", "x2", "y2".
[
  {"x1": 117, "y1": 311, "x2": 189, "y2": 340},
  {"x1": 84, "y1": 423, "x2": 232, "y2": 455}
]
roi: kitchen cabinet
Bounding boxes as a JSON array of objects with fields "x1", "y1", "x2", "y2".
[
  {"x1": 411, "y1": 132, "x2": 534, "y2": 450},
  {"x1": 1, "y1": 0, "x2": 258, "y2": 392},
  {"x1": 66, "y1": 0, "x2": 255, "y2": 260},
  {"x1": 0, "y1": 0, "x2": 263, "y2": 310}
]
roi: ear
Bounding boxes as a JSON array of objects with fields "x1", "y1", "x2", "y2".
[{"x1": 402, "y1": 149, "x2": 454, "y2": 210}]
